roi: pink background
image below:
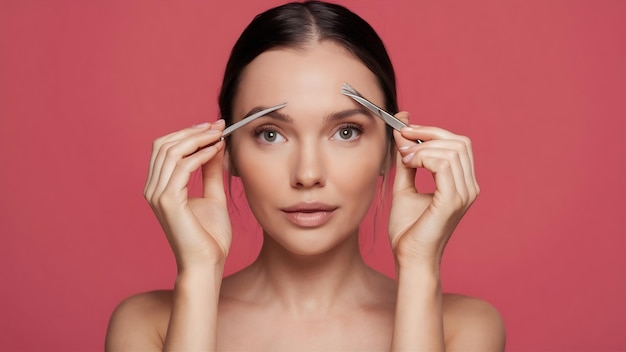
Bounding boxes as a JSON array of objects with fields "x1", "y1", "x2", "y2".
[{"x1": 1, "y1": 1, "x2": 624, "y2": 351}]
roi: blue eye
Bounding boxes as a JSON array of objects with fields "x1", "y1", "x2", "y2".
[
  {"x1": 255, "y1": 126, "x2": 286, "y2": 144},
  {"x1": 332, "y1": 124, "x2": 363, "y2": 141}
]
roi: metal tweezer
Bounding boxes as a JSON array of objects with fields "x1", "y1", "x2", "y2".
[
  {"x1": 221, "y1": 103, "x2": 287, "y2": 139},
  {"x1": 340, "y1": 83, "x2": 422, "y2": 144}
]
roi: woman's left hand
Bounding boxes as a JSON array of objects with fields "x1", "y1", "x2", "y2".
[{"x1": 389, "y1": 112, "x2": 480, "y2": 267}]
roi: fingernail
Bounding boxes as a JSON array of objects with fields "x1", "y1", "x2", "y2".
[
  {"x1": 214, "y1": 119, "x2": 225, "y2": 125},
  {"x1": 193, "y1": 122, "x2": 209, "y2": 128},
  {"x1": 402, "y1": 152, "x2": 415, "y2": 163},
  {"x1": 206, "y1": 129, "x2": 220, "y2": 134},
  {"x1": 399, "y1": 146, "x2": 411, "y2": 151},
  {"x1": 401, "y1": 126, "x2": 413, "y2": 132}
]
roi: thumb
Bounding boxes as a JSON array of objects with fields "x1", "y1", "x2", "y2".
[
  {"x1": 392, "y1": 112, "x2": 418, "y2": 194},
  {"x1": 392, "y1": 135, "x2": 418, "y2": 194},
  {"x1": 202, "y1": 140, "x2": 226, "y2": 201}
]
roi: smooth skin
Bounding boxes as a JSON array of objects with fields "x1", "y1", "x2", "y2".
[{"x1": 106, "y1": 41, "x2": 505, "y2": 351}]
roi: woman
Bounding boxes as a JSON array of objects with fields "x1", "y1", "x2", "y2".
[{"x1": 106, "y1": 1, "x2": 505, "y2": 351}]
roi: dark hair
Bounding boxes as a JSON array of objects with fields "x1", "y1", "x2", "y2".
[
  {"x1": 218, "y1": 1, "x2": 398, "y2": 122},
  {"x1": 218, "y1": 1, "x2": 398, "y2": 178},
  {"x1": 219, "y1": 1, "x2": 397, "y2": 246}
]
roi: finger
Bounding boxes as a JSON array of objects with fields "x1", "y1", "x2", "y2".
[
  {"x1": 393, "y1": 111, "x2": 421, "y2": 153},
  {"x1": 147, "y1": 122, "x2": 212, "y2": 186},
  {"x1": 460, "y1": 136, "x2": 480, "y2": 198},
  {"x1": 428, "y1": 147, "x2": 468, "y2": 204},
  {"x1": 451, "y1": 138, "x2": 478, "y2": 201},
  {"x1": 153, "y1": 125, "x2": 225, "y2": 198},
  {"x1": 160, "y1": 141, "x2": 226, "y2": 205},
  {"x1": 393, "y1": 114, "x2": 476, "y2": 204},
  {"x1": 400, "y1": 126, "x2": 479, "y2": 199},
  {"x1": 400, "y1": 125, "x2": 458, "y2": 141},
  {"x1": 401, "y1": 146, "x2": 467, "y2": 203},
  {"x1": 411, "y1": 140, "x2": 475, "y2": 202},
  {"x1": 392, "y1": 129, "x2": 418, "y2": 194},
  {"x1": 392, "y1": 112, "x2": 421, "y2": 194},
  {"x1": 400, "y1": 126, "x2": 475, "y2": 171},
  {"x1": 145, "y1": 122, "x2": 214, "y2": 198},
  {"x1": 410, "y1": 152, "x2": 460, "y2": 206}
]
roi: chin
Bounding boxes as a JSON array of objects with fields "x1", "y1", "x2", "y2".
[{"x1": 262, "y1": 227, "x2": 357, "y2": 258}]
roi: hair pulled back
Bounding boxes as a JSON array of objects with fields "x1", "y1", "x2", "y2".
[{"x1": 218, "y1": 1, "x2": 398, "y2": 124}]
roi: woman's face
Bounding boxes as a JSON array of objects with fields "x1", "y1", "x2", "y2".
[{"x1": 230, "y1": 41, "x2": 389, "y2": 255}]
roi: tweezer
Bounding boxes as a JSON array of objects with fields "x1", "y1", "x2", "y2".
[
  {"x1": 221, "y1": 103, "x2": 287, "y2": 140},
  {"x1": 340, "y1": 83, "x2": 422, "y2": 144}
]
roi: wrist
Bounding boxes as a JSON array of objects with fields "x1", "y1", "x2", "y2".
[
  {"x1": 176, "y1": 255, "x2": 226, "y2": 275},
  {"x1": 176, "y1": 263, "x2": 224, "y2": 286},
  {"x1": 396, "y1": 263, "x2": 440, "y2": 285},
  {"x1": 395, "y1": 253, "x2": 442, "y2": 275}
]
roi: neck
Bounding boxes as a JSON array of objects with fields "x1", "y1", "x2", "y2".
[{"x1": 248, "y1": 230, "x2": 373, "y2": 316}]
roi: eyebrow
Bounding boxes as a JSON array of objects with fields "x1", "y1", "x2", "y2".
[
  {"x1": 244, "y1": 106, "x2": 293, "y2": 123},
  {"x1": 324, "y1": 108, "x2": 375, "y2": 122},
  {"x1": 242, "y1": 106, "x2": 375, "y2": 124}
]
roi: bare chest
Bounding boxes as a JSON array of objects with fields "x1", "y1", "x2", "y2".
[{"x1": 216, "y1": 305, "x2": 394, "y2": 352}]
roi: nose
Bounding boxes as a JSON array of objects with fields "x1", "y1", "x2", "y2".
[{"x1": 291, "y1": 142, "x2": 326, "y2": 189}]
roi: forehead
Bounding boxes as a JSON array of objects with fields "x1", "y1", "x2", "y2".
[{"x1": 233, "y1": 41, "x2": 384, "y2": 120}]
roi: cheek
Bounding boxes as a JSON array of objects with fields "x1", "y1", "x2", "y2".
[
  {"x1": 231, "y1": 147, "x2": 286, "y2": 213},
  {"x1": 328, "y1": 140, "x2": 387, "y2": 199},
  {"x1": 329, "y1": 151, "x2": 381, "y2": 197}
]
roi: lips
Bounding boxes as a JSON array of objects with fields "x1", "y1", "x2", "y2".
[{"x1": 281, "y1": 202, "x2": 338, "y2": 228}]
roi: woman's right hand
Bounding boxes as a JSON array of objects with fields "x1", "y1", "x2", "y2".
[{"x1": 144, "y1": 120, "x2": 231, "y2": 272}]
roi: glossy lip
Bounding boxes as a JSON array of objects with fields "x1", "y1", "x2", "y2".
[{"x1": 281, "y1": 202, "x2": 338, "y2": 228}]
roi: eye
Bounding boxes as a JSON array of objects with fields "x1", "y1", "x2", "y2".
[
  {"x1": 332, "y1": 123, "x2": 363, "y2": 142},
  {"x1": 254, "y1": 125, "x2": 286, "y2": 144}
]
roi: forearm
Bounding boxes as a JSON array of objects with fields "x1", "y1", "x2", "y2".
[
  {"x1": 391, "y1": 260, "x2": 444, "y2": 352},
  {"x1": 163, "y1": 265, "x2": 224, "y2": 352}
]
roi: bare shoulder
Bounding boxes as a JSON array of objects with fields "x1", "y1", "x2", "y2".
[
  {"x1": 443, "y1": 293, "x2": 506, "y2": 352},
  {"x1": 105, "y1": 290, "x2": 173, "y2": 352}
]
